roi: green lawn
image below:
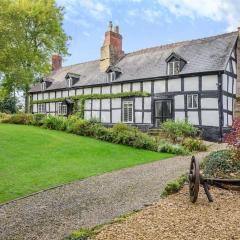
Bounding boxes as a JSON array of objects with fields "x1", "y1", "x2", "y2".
[{"x1": 0, "y1": 124, "x2": 174, "y2": 203}]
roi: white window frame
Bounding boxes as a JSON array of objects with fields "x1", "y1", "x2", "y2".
[
  {"x1": 41, "y1": 82, "x2": 46, "y2": 91},
  {"x1": 57, "y1": 102, "x2": 67, "y2": 115},
  {"x1": 38, "y1": 103, "x2": 46, "y2": 113},
  {"x1": 108, "y1": 72, "x2": 116, "y2": 82},
  {"x1": 67, "y1": 77, "x2": 73, "y2": 88},
  {"x1": 168, "y1": 61, "x2": 180, "y2": 75},
  {"x1": 123, "y1": 101, "x2": 133, "y2": 123},
  {"x1": 187, "y1": 94, "x2": 198, "y2": 109}
]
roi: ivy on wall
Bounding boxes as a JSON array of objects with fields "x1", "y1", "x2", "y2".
[{"x1": 31, "y1": 91, "x2": 151, "y2": 118}]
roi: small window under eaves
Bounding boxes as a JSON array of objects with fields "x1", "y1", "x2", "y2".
[
  {"x1": 41, "y1": 82, "x2": 46, "y2": 91},
  {"x1": 168, "y1": 61, "x2": 180, "y2": 75},
  {"x1": 108, "y1": 72, "x2": 116, "y2": 82}
]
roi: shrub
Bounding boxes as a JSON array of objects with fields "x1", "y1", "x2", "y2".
[
  {"x1": 202, "y1": 150, "x2": 240, "y2": 178},
  {"x1": 161, "y1": 175, "x2": 186, "y2": 197},
  {"x1": 182, "y1": 137, "x2": 207, "y2": 152},
  {"x1": 161, "y1": 120, "x2": 197, "y2": 142},
  {"x1": 68, "y1": 118, "x2": 91, "y2": 136},
  {"x1": 32, "y1": 114, "x2": 46, "y2": 126},
  {"x1": 158, "y1": 142, "x2": 189, "y2": 155},
  {"x1": 224, "y1": 118, "x2": 240, "y2": 162},
  {"x1": 66, "y1": 228, "x2": 96, "y2": 240},
  {"x1": 1, "y1": 113, "x2": 33, "y2": 125},
  {"x1": 42, "y1": 115, "x2": 67, "y2": 131}
]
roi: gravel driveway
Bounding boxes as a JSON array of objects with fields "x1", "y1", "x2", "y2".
[{"x1": 0, "y1": 143, "x2": 226, "y2": 240}]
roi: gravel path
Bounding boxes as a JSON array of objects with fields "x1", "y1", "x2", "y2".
[
  {"x1": 0, "y1": 143, "x2": 226, "y2": 240},
  {"x1": 95, "y1": 186, "x2": 240, "y2": 240}
]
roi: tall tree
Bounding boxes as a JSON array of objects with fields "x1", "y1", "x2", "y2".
[{"x1": 0, "y1": 0, "x2": 69, "y2": 112}]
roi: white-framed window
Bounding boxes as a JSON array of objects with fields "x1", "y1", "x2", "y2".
[
  {"x1": 66, "y1": 77, "x2": 73, "y2": 88},
  {"x1": 41, "y1": 82, "x2": 46, "y2": 91},
  {"x1": 123, "y1": 101, "x2": 133, "y2": 123},
  {"x1": 108, "y1": 72, "x2": 116, "y2": 82},
  {"x1": 57, "y1": 102, "x2": 67, "y2": 115},
  {"x1": 168, "y1": 61, "x2": 180, "y2": 75},
  {"x1": 187, "y1": 94, "x2": 198, "y2": 109},
  {"x1": 38, "y1": 103, "x2": 46, "y2": 113}
]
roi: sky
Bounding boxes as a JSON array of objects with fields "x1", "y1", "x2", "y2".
[{"x1": 56, "y1": 0, "x2": 240, "y2": 66}]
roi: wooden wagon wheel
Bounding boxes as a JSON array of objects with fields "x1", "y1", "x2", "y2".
[{"x1": 188, "y1": 156, "x2": 200, "y2": 203}]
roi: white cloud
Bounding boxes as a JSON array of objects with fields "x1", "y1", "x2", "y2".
[
  {"x1": 156, "y1": 0, "x2": 240, "y2": 31},
  {"x1": 127, "y1": 8, "x2": 162, "y2": 23}
]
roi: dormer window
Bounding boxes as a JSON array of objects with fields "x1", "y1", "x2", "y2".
[
  {"x1": 168, "y1": 61, "x2": 180, "y2": 75},
  {"x1": 108, "y1": 72, "x2": 116, "y2": 82},
  {"x1": 67, "y1": 77, "x2": 73, "y2": 88},
  {"x1": 41, "y1": 81, "x2": 46, "y2": 91},
  {"x1": 166, "y1": 52, "x2": 187, "y2": 76}
]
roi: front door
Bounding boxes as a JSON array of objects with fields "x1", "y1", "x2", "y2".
[{"x1": 154, "y1": 99, "x2": 173, "y2": 127}]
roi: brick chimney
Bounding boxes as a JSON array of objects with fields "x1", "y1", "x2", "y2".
[
  {"x1": 52, "y1": 54, "x2": 62, "y2": 71},
  {"x1": 100, "y1": 21, "x2": 124, "y2": 72},
  {"x1": 234, "y1": 27, "x2": 240, "y2": 117}
]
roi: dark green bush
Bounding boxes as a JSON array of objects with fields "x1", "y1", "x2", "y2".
[
  {"x1": 1, "y1": 113, "x2": 33, "y2": 125},
  {"x1": 182, "y1": 137, "x2": 207, "y2": 152},
  {"x1": 42, "y1": 115, "x2": 67, "y2": 131},
  {"x1": 32, "y1": 114, "x2": 46, "y2": 126},
  {"x1": 161, "y1": 120, "x2": 197, "y2": 142},
  {"x1": 202, "y1": 150, "x2": 240, "y2": 178}
]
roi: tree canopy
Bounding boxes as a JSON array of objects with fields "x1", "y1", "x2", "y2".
[{"x1": 0, "y1": 0, "x2": 69, "y2": 111}]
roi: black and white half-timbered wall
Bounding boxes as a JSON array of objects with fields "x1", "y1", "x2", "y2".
[{"x1": 29, "y1": 22, "x2": 240, "y2": 141}]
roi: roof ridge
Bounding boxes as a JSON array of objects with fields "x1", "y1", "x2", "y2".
[{"x1": 125, "y1": 31, "x2": 238, "y2": 57}]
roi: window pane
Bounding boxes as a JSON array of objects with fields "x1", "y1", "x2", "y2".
[
  {"x1": 187, "y1": 95, "x2": 192, "y2": 108},
  {"x1": 168, "y1": 62, "x2": 174, "y2": 75},
  {"x1": 193, "y1": 95, "x2": 198, "y2": 108},
  {"x1": 174, "y1": 61, "x2": 180, "y2": 74}
]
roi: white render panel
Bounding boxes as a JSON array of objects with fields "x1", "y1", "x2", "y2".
[
  {"x1": 228, "y1": 114, "x2": 233, "y2": 126},
  {"x1": 132, "y1": 82, "x2": 141, "y2": 91},
  {"x1": 233, "y1": 78, "x2": 236, "y2": 94},
  {"x1": 174, "y1": 95, "x2": 184, "y2": 109},
  {"x1": 187, "y1": 111, "x2": 199, "y2": 125},
  {"x1": 223, "y1": 95, "x2": 227, "y2": 110},
  {"x1": 84, "y1": 111, "x2": 91, "y2": 120},
  {"x1": 33, "y1": 94, "x2": 38, "y2": 101},
  {"x1": 202, "y1": 110, "x2": 219, "y2": 126},
  {"x1": 76, "y1": 89, "x2": 83, "y2": 95},
  {"x1": 43, "y1": 93, "x2": 49, "y2": 100},
  {"x1": 46, "y1": 103, "x2": 50, "y2": 112},
  {"x1": 84, "y1": 88, "x2": 91, "y2": 94},
  {"x1": 168, "y1": 78, "x2": 181, "y2": 92},
  {"x1": 92, "y1": 99, "x2": 100, "y2": 110},
  {"x1": 135, "y1": 97, "x2": 142, "y2": 110},
  {"x1": 175, "y1": 112, "x2": 185, "y2": 121},
  {"x1": 50, "y1": 92, "x2": 55, "y2": 99},
  {"x1": 85, "y1": 100, "x2": 91, "y2": 110},
  {"x1": 143, "y1": 112, "x2": 151, "y2": 124},
  {"x1": 101, "y1": 111, "x2": 110, "y2": 123},
  {"x1": 101, "y1": 99, "x2": 110, "y2": 110},
  {"x1": 144, "y1": 97, "x2": 151, "y2": 110},
  {"x1": 38, "y1": 93, "x2": 43, "y2": 100},
  {"x1": 222, "y1": 74, "x2": 228, "y2": 92},
  {"x1": 102, "y1": 86, "x2": 110, "y2": 94},
  {"x1": 154, "y1": 80, "x2": 165, "y2": 93},
  {"x1": 112, "y1": 98, "x2": 121, "y2": 108},
  {"x1": 112, "y1": 85, "x2": 121, "y2": 94},
  {"x1": 228, "y1": 77, "x2": 233, "y2": 93},
  {"x1": 112, "y1": 109, "x2": 121, "y2": 123},
  {"x1": 92, "y1": 87, "x2": 101, "y2": 94},
  {"x1": 56, "y1": 91, "x2": 61, "y2": 98},
  {"x1": 50, "y1": 102, "x2": 55, "y2": 112},
  {"x1": 223, "y1": 112, "x2": 228, "y2": 127},
  {"x1": 233, "y1": 61, "x2": 237, "y2": 74},
  {"x1": 201, "y1": 98, "x2": 218, "y2": 109},
  {"x1": 69, "y1": 90, "x2": 75, "y2": 96},
  {"x1": 92, "y1": 111, "x2": 100, "y2": 120},
  {"x1": 135, "y1": 112, "x2": 142, "y2": 123},
  {"x1": 202, "y1": 75, "x2": 218, "y2": 90},
  {"x1": 142, "y1": 81, "x2": 151, "y2": 93},
  {"x1": 184, "y1": 77, "x2": 199, "y2": 91},
  {"x1": 123, "y1": 83, "x2": 131, "y2": 92},
  {"x1": 226, "y1": 62, "x2": 231, "y2": 72},
  {"x1": 228, "y1": 97, "x2": 233, "y2": 111},
  {"x1": 62, "y1": 91, "x2": 68, "y2": 97},
  {"x1": 33, "y1": 104, "x2": 37, "y2": 112}
]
